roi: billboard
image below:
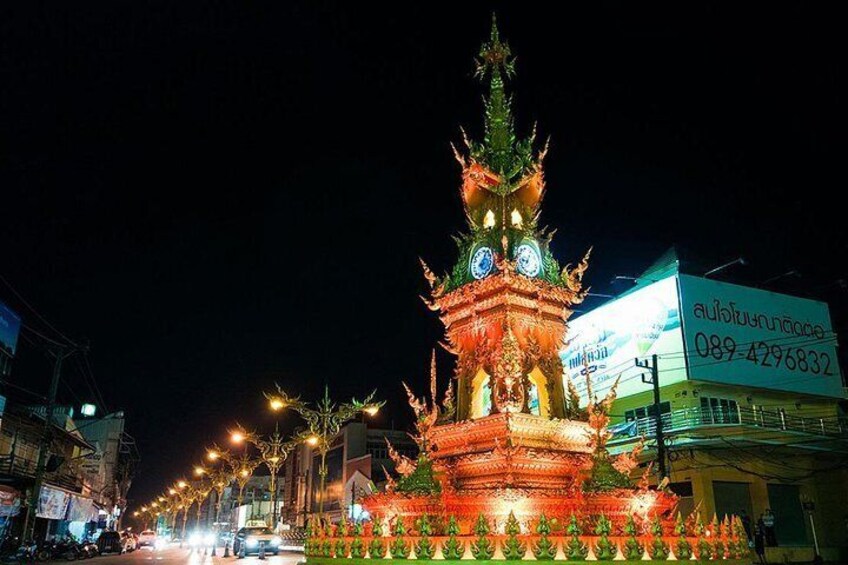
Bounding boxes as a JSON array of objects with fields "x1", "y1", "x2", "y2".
[
  {"x1": 560, "y1": 276, "x2": 687, "y2": 404},
  {"x1": 37, "y1": 485, "x2": 71, "y2": 520},
  {"x1": 0, "y1": 300, "x2": 21, "y2": 357},
  {"x1": 678, "y1": 275, "x2": 842, "y2": 397}
]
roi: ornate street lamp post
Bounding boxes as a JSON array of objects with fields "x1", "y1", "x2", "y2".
[
  {"x1": 195, "y1": 460, "x2": 235, "y2": 556},
  {"x1": 172, "y1": 480, "x2": 196, "y2": 545},
  {"x1": 231, "y1": 425, "x2": 293, "y2": 530},
  {"x1": 207, "y1": 446, "x2": 262, "y2": 525},
  {"x1": 268, "y1": 385, "x2": 382, "y2": 520}
]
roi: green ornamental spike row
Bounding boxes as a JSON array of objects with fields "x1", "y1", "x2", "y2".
[{"x1": 305, "y1": 511, "x2": 750, "y2": 563}]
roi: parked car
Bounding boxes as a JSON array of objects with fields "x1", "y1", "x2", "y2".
[
  {"x1": 233, "y1": 526, "x2": 282, "y2": 556},
  {"x1": 136, "y1": 530, "x2": 157, "y2": 548},
  {"x1": 97, "y1": 531, "x2": 123, "y2": 554}
]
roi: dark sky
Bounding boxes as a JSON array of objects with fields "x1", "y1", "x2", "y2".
[{"x1": 2, "y1": 2, "x2": 844, "y2": 506}]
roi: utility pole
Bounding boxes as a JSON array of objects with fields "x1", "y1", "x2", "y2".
[
  {"x1": 636, "y1": 354, "x2": 667, "y2": 479},
  {"x1": 22, "y1": 344, "x2": 78, "y2": 542}
]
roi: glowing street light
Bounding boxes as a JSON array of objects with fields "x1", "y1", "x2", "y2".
[
  {"x1": 203, "y1": 443, "x2": 261, "y2": 543},
  {"x1": 230, "y1": 431, "x2": 245, "y2": 444},
  {"x1": 272, "y1": 384, "x2": 383, "y2": 518},
  {"x1": 231, "y1": 426, "x2": 293, "y2": 528}
]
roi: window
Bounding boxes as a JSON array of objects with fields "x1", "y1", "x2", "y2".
[
  {"x1": 669, "y1": 482, "x2": 695, "y2": 519},
  {"x1": 700, "y1": 396, "x2": 739, "y2": 424},
  {"x1": 624, "y1": 402, "x2": 670, "y2": 422}
]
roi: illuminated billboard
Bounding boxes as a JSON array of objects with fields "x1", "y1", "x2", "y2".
[
  {"x1": 0, "y1": 300, "x2": 21, "y2": 357},
  {"x1": 678, "y1": 275, "x2": 842, "y2": 397},
  {"x1": 560, "y1": 276, "x2": 687, "y2": 403}
]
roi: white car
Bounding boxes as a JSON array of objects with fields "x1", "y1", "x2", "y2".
[
  {"x1": 137, "y1": 530, "x2": 157, "y2": 548},
  {"x1": 234, "y1": 526, "x2": 282, "y2": 556},
  {"x1": 121, "y1": 533, "x2": 138, "y2": 553}
]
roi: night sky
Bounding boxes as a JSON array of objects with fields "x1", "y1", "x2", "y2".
[{"x1": 2, "y1": 3, "x2": 844, "y2": 507}]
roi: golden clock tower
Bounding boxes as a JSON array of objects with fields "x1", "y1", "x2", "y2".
[{"x1": 421, "y1": 17, "x2": 590, "y2": 423}]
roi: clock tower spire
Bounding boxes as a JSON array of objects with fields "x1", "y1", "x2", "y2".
[{"x1": 422, "y1": 17, "x2": 591, "y2": 422}]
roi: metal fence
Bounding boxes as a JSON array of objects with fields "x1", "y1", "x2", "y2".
[
  {"x1": 613, "y1": 405, "x2": 847, "y2": 441},
  {"x1": 0, "y1": 455, "x2": 83, "y2": 492}
]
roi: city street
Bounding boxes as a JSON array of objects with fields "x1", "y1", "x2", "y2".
[{"x1": 89, "y1": 547, "x2": 305, "y2": 565}]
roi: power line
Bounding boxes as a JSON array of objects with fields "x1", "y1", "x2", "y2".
[{"x1": 0, "y1": 272, "x2": 77, "y2": 346}]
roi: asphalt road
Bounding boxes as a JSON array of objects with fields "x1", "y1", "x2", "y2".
[{"x1": 85, "y1": 546, "x2": 304, "y2": 565}]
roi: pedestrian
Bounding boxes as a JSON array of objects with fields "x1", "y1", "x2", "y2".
[
  {"x1": 753, "y1": 523, "x2": 767, "y2": 565},
  {"x1": 740, "y1": 509, "x2": 752, "y2": 540},
  {"x1": 762, "y1": 508, "x2": 777, "y2": 546}
]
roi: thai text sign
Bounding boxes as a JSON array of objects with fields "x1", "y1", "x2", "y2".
[{"x1": 678, "y1": 275, "x2": 841, "y2": 397}]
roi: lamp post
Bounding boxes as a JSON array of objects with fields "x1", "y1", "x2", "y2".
[
  {"x1": 208, "y1": 445, "x2": 262, "y2": 528},
  {"x1": 172, "y1": 481, "x2": 195, "y2": 545},
  {"x1": 231, "y1": 425, "x2": 293, "y2": 530},
  {"x1": 270, "y1": 385, "x2": 383, "y2": 520},
  {"x1": 196, "y1": 460, "x2": 235, "y2": 556},
  {"x1": 192, "y1": 481, "x2": 213, "y2": 534}
]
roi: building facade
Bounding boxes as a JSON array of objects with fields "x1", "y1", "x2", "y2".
[
  {"x1": 282, "y1": 423, "x2": 416, "y2": 528},
  {"x1": 0, "y1": 400, "x2": 136, "y2": 542},
  {"x1": 565, "y1": 253, "x2": 847, "y2": 562}
]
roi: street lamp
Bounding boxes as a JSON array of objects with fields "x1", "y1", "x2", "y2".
[
  {"x1": 274, "y1": 384, "x2": 383, "y2": 519},
  {"x1": 171, "y1": 480, "x2": 195, "y2": 544},
  {"x1": 196, "y1": 455, "x2": 238, "y2": 556},
  {"x1": 231, "y1": 425, "x2": 294, "y2": 530}
]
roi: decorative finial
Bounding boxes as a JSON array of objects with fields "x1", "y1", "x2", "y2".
[{"x1": 475, "y1": 13, "x2": 515, "y2": 80}]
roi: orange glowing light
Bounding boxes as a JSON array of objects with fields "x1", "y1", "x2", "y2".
[
  {"x1": 306, "y1": 435, "x2": 319, "y2": 446},
  {"x1": 230, "y1": 431, "x2": 245, "y2": 444}
]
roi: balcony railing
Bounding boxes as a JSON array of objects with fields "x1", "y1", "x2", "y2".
[
  {"x1": 0, "y1": 455, "x2": 83, "y2": 492},
  {"x1": 610, "y1": 405, "x2": 848, "y2": 442}
]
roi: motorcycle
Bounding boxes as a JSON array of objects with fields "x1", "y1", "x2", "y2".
[
  {"x1": 79, "y1": 541, "x2": 99, "y2": 560},
  {"x1": 0, "y1": 540, "x2": 49, "y2": 563},
  {"x1": 43, "y1": 539, "x2": 81, "y2": 561}
]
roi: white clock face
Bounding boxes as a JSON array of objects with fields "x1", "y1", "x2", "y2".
[
  {"x1": 470, "y1": 246, "x2": 494, "y2": 280},
  {"x1": 515, "y1": 243, "x2": 541, "y2": 277}
]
